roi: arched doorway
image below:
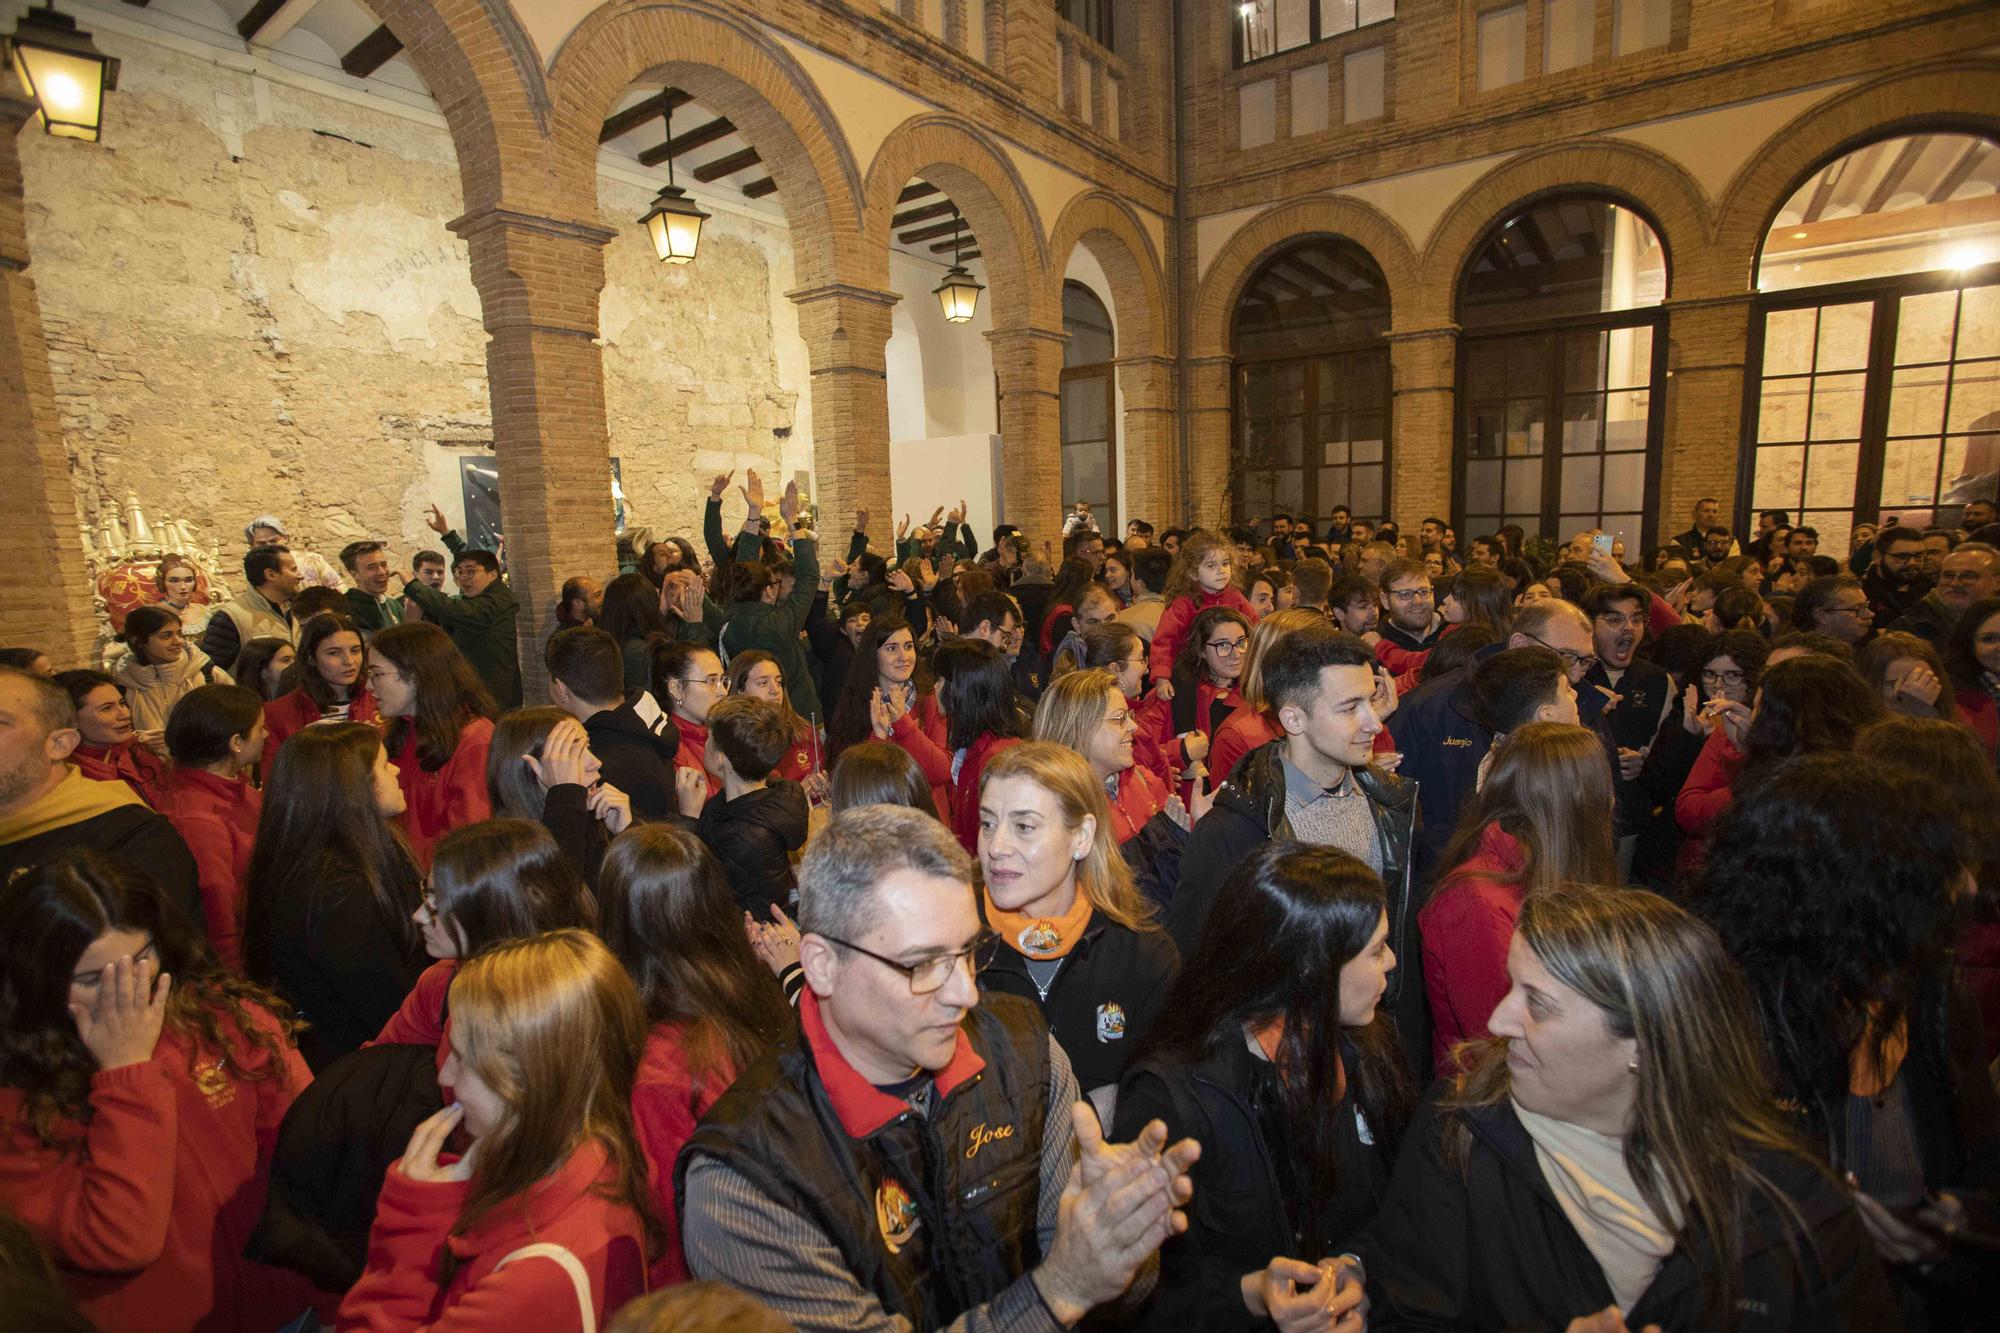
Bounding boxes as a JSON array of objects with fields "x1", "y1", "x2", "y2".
[
  {"x1": 1454, "y1": 196, "x2": 1667, "y2": 554},
  {"x1": 1061, "y1": 280, "x2": 1117, "y2": 532},
  {"x1": 1741, "y1": 132, "x2": 2000, "y2": 550},
  {"x1": 1230, "y1": 238, "x2": 1391, "y2": 532}
]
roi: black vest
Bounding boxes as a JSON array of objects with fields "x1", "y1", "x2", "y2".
[{"x1": 678, "y1": 994, "x2": 1051, "y2": 1330}]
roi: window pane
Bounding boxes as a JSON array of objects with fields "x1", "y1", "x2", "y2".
[
  {"x1": 1947, "y1": 360, "x2": 2000, "y2": 434},
  {"x1": 1564, "y1": 330, "x2": 1606, "y2": 393},
  {"x1": 1560, "y1": 456, "x2": 1602, "y2": 512},
  {"x1": 1753, "y1": 445, "x2": 1806, "y2": 509},
  {"x1": 1601, "y1": 515, "x2": 1643, "y2": 549},
  {"x1": 1504, "y1": 458, "x2": 1543, "y2": 512},
  {"x1": 1804, "y1": 442, "x2": 1860, "y2": 508},
  {"x1": 1317, "y1": 467, "x2": 1350, "y2": 508},
  {"x1": 1351, "y1": 466, "x2": 1384, "y2": 517},
  {"x1": 1460, "y1": 200, "x2": 1665, "y2": 328},
  {"x1": 1243, "y1": 365, "x2": 1273, "y2": 415},
  {"x1": 1815, "y1": 302, "x2": 1872, "y2": 373},
  {"x1": 1562, "y1": 394, "x2": 1602, "y2": 453},
  {"x1": 1603, "y1": 452, "x2": 1647, "y2": 510},
  {"x1": 1276, "y1": 0, "x2": 1310, "y2": 51},
  {"x1": 1061, "y1": 375, "x2": 1107, "y2": 442},
  {"x1": 1609, "y1": 325, "x2": 1652, "y2": 390},
  {"x1": 1881, "y1": 438, "x2": 1942, "y2": 508},
  {"x1": 1612, "y1": 0, "x2": 1670, "y2": 55},
  {"x1": 1759, "y1": 380, "x2": 1810, "y2": 443},
  {"x1": 1276, "y1": 363, "x2": 1306, "y2": 413},
  {"x1": 1809, "y1": 372, "x2": 1866, "y2": 440},
  {"x1": 1343, "y1": 46, "x2": 1386, "y2": 124},
  {"x1": 1545, "y1": 0, "x2": 1593, "y2": 73},
  {"x1": 1896, "y1": 290, "x2": 1959, "y2": 366},
  {"x1": 1959, "y1": 286, "x2": 2000, "y2": 360},
  {"x1": 1321, "y1": 0, "x2": 1358, "y2": 36},
  {"x1": 1604, "y1": 392, "x2": 1649, "y2": 451},
  {"x1": 1478, "y1": 4, "x2": 1527, "y2": 91},
  {"x1": 1507, "y1": 400, "x2": 1546, "y2": 455},
  {"x1": 1468, "y1": 345, "x2": 1506, "y2": 398},
  {"x1": 1465, "y1": 460, "x2": 1504, "y2": 508},
  {"x1": 1351, "y1": 424, "x2": 1385, "y2": 463},
  {"x1": 1272, "y1": 469, "x2": 1306, "y2": 512},
  {"x1": 1322, "y1": 434, "x2": 1350, "y2": 466},
  {"x1": 1887, "y1": 365, "x2": 1949, "y2": 437},
  {"x1": 1274, "y1": 417, "x2": 1305, "y2": 467},
  {"x1": 1762, "y1": 308, "x2": 1818, "y2": 377},
  {"x1": 1357, "y1": 0, "x2": 1394, "y2": 23}
]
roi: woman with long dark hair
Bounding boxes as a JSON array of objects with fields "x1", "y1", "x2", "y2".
[
  {"x1": 597, "y1": 826, "x2": 791, "y2": 1285},
  {"x1": 1114, "y1": 843, "x2": 1407, "y2": 1331},
  {"x1": 0, "y1": 852, "x2": 318, "y2": 1332},
  {"x1": 1943, "y1": 595, "x2": 2000, "y2": 765},
  {"x1": 486, "y1": 707, "x2": 634, "y2": 888},
  {"x1": 933, "y1": 637, "x2": 1028, "y2": 852},
  {"x1": 372, "y1": 819, "x2": 595, "y2": 1065},
  {"x1": 262, "y1": 611, "x2": 378, "y2": 750},
  {"x1": 367, "y1": 622, "x2": 499, "y2": 868},
  {"x1": 115, "y1": 603, "x2": 231, "y2": 753},
  {"x1": 1633, "y1": 628, "x2": 1765, "y2": 890},
  {"x1": 1858, "y1": 630, "x2": 1960, "y2": 723},
  {"x1": 1169, "y1": 605, "x2": 1250, "y2": 803},
  {"x1": 978, "y1": 742, "x2": 1178, "y2": 1117},
  {"x1": 1420, "y1": 722, "x2": 1617, "y2": 1073},
  {"x1": 1674, "y1": 652, "x2": 1883, "y2": 856},
  {"x1": 600, "y1": 572, "x2": 672, "y2": 692},
  {"x1": 825, "y1": 615, "x2": 947, "y2": 810},
  {"x1": 826, "y1": 739, "x2": 936, "y2": 818},
  {"x1": 339, "y1": 931, "x2": 653, "y2": 1329},
  {"x1": 155, "y1": 684, "x2": 266, "y2": 973},
  {"x1": 1359, "y1": 886, "x2": 1898, "y2": 1329},
  {"x1": 232, "y1": 636, "x2": 296, "y2": 703},
  {"x1": 1038, "y1": 555, "x2": 1097, "y2": 659},
  {"x1": 244, "y1": 722, "x2": 426, "y2": 1070},
  {"x1": 1696, "y1": 756, "x2": 2000, "y2": 1317}
]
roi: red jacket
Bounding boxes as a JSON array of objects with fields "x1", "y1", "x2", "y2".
[
  {"x1": 73, "y1": 739, "x2": 170, "y2": 810},
  {"x1": 1130, "y1": 693, "x2": 1185, "y2": 791},
  {"x1": 1108, "y1": 762, "x2": 1171, "y2": 845},
  {"x1": 1039, "y1": 602, "x2": 1075, "y2": 656},
  {"x1": 1957, "y1": 687, "x2": 1998, "y2": 767},
  {"x1": 154, "y1": 768, "x2": 262, "y2": 972},
  {"x1": 669, "y1": 714, "x2": 721, "y2": 805},
  {"x1": 1209, "y1": 708, "x2": 1281, "y2": 790},
  {"x1": 373, "y1": 959, "x2": 458, "y2": 1073},
  {"x1": 1418, "y1": 822, "x2": 1528, "y2": 1075},
  {"x1": 0, "y1": 1002, "x2": 316, "y2": 1333},
  {"x1": 774, "y1": 720, "x2": 822, "y2": 787},
  {"x1": 1673, "y1": 728, "x2": 1745, "y2": 876},
  {"x1": 263, "y1": 685, "x2": 380, "y2": 753},
  {"x1": 888, "y1": 689, "x2": 952, "y2": 817},
  {"x1": 631, "y1": 1022, "x2": 736, "y2": 1286},
  {"x1": 337, "y1": 1138, "x2": 647, "y2": 1332},
  {"x1": 1149, "y1": 586, "x2": 1258, "y2": 681},
  {"x1": 393, "y1": 718, "x2": 494, "y2": 870},
  {"x1": 1178, "y1": 680, "x2": 1245, "y2": 806},
  {"x1": 949, "y1": 732, "x2": 1022, "y2": 854}
]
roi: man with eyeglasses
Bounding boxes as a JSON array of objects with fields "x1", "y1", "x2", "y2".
[
  {"x1": 1376, "y1": 559, "x2": 1445, "y2": 654},
  {"x1": 1860, "y1": 525, "x2": 1933, "y2": 628},
  {"x1": 1578, "y1": 584, "x2": 1672, "y2": 880},
  {"x1": 1888, "y1": 544, "x2": 2000, "y2": 649},
  {"x1": 1794, "y1": 574, "x2": 1876, "y2": 647},
  {"x1": 682, "y1": 806, "x2": 1202, "y2": 1331}
]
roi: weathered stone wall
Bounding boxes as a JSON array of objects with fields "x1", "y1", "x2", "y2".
[{"x1": 19, "y1": 27, "x2": 811, "y2": 576}]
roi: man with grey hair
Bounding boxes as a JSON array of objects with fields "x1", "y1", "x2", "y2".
[
  {"x1": 1889, "y1": 542, "x2": 1999, "y2": 649},
  {"x1": 679, "y1": 805, "x2": 1218, "y2": 1332},
  {"x1": 0, "y1": 668, "x2": 200, "y2": 928}
]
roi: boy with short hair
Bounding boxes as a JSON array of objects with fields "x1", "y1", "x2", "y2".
[{"x1": 699, "y1": 695, "x2": 809, "y2": 923}]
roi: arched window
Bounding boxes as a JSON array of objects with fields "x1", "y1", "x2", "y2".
[
  {"x1": 1231, "y1": 238, "x2": 1392, "y2": 532},
  {"x1": 1061, "y1": 281, "x2": 1117, "y2": 533},
  {"x1": 1743, "y1": 133, "x2": 2000, "y2": 548},
  {"x1": 1455, "y1": 196, "x2": 1667, "y2": 554}
]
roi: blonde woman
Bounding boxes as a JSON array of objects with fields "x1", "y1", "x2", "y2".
[
  {"x1": 1206, "y1": 607, "x2": 1327, "y2": 788},
  {"x1": 340, "y1": 930, "x2": 655, "y2": 1332},
  {"x1": 976, "y1": 741, "x2": 1180, "y2": 1121}
]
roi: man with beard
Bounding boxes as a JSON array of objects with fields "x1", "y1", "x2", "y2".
[
  {"x1": 1889, "y1": 544, "x2": 1999, "y2": 648},
  {"x1": 1577, "y1": 584, "x2": 1671, "y2": 880},
  {"x1": 1862, "y1": 524, "x2": 1933, "y2": 625},
  {"x1": 1330, "y1": 574, "x2": 1380, "y2": 636},
  {"x1": 1376, "y1": 560, "x2": 1445, "y2": 653},
  {"x1": 1699, "y1": 527, "x2": 1734, "y2": 570}
]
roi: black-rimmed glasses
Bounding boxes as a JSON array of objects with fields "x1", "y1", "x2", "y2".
[{"x1": 816, "y1": 929, "x2": 996, "y2": 995}]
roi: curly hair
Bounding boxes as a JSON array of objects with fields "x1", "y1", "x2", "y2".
[
  {"x1": 0, "y1": 852, "x2": 301, "y2": 1149},
  {"x1": 1693, "y1": 754, "x2": 1963, "y2": 1141}
]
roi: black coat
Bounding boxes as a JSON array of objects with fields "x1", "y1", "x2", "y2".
[
  {"x1": 1113, "y1": 1036, "x2": 1392, "y2": 1331},
  {"x1": 1383, "y1": 664, "x2": 1492, "y2": 885},
  {"x1": 697, "y1": 780, "x2": 809, "y2": 923},
  {"x1": 266, "y1": 865, "x2": 428, "y2": 1072},
  {"x1": 0, "y1": 805, "x2": 202, "y2": 942},
  {"x1": 1358, "y1": 1091, "x2": 1902, "y2": 1331},
  {"x1": 1172, "y1": 741, "x2": 1427, "y2": 1076},
  {"x1": 978, "y1": 913, "x2": 1179, "y2": 1094},
  {"x1": 582, "y1": 693, "x2": 682, "y2": 822}
]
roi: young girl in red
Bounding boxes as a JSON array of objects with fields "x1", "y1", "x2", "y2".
[
  {"x1": 366, "y1": 623, "x2": 496, "y2": 870},
  {"x1": 1148, "y1": 531, "x2": 1259, "y2": 689},
  {"x1": 0, "y1": 851, "x2": 317, "y2": 1333},
  {"x1": 339, "y1": 929, "x2": 654, "y2": 1331}
]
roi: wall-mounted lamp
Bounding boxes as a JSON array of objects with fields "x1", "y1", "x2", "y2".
[{"x1": 6, "y1": 3, "x2": 119, "y2": 143}]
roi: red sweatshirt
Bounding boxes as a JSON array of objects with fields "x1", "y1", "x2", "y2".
[
  {"x1": 669, "y1": 714, "x2": 721, "y2": 804},
  {"x1": 393, "y1": 718, "x2": 495, "y2": 870},
  {"x1": 1149, "y1": 586, "x2": 1259, "y2": 682},
  {"x1": 1673, "y1": 728, "x2": 1745, "y2": 876},
  {"x1": 948, "y1": 732, "x2": 1022, "y2": 854},
  {"x1": 154, "y1": 768, "x2": 263, "y2": 972},
  {"x1": 372, "y1": 959, "x2": 458, "y2": 1074},
  {"x1": 337, "y1": 1139, "x2": 647, "y2": 1332},
  {"x1": 72, "y1": 739, "x2": 171, "y2": 810},
  {"x1": 888, "y1": 689, "x2": 952, "y2": 817},
  {"x1": 1208, "y1": 709, "x2": 1282, "y2": 790},
  {"x1": 1956, "y1": 687, "x2": 1998, "y2": 766},
  {"x1": 631, "y1": 1022, "x2": 736, "y2": 1287},
  {"x1": 1130, "y1": 694, "x2": 1186, "y2": 791},
  {"x1": 0, "y1": 1002, "x2": 316, "y2": 1333},
  {"x1": 1107, "y1": 762, "x2": 1171, "y2": 845},
  {"x1": 263, "y1": 685, "x2": 380, "y2": 752},
  {"x1": 1418, "y1": 822, "x2": 1527, "y2": 1075}
]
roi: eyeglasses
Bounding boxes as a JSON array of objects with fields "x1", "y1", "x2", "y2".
[
  {"x1": 1101, "y1": 710, "x2": 1132, "y2": 728},
  {"x1": 1829, "y1": 601, "x2": 1873, "y2": 618},
  {"x1": 1938, "y1": 570, "x2": 1988, "y2": 585},
  {"x1": 1387, "y1": 586, "x2": 1434, "y2": 602},
  {"x1": 690, "y1": 673, "x2": 725, "y2": 689},
  {"x1": 1524, "y1": 633, "x2": 1599, "y2": 675},
  {"x1": 1205, "y1": 638, "x2": 1248, "y2": 655},
  {"x1": 1700, "y1": 669, "x2": 1746, "y2": 687},
  {"x1": 817, "y1": 929, "x2": 996, "y2": 995}
]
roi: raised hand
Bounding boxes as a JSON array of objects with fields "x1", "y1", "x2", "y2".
[
  {"x1": 1893, "y1": 663, "x2": 1943, "y2": 709},
  {"x1": 887, "y1": 568, "x2": 915, "y2": 595},
  {"x1": 870, "y1": 689, "x2": 896, "y2": 740},
  {"x1": 710, "y1": 470, "x2": 735, "y2": 500},
  {"x1": 524, "y1": 719, "x2": 593, "y2": 789},
  {"x1": 1152, "y1": 678, "x2": 1176, "y2": 703},
  {"x1": 1680, "y1": 683, "x2": 1705, "y2": 736},
  {"x1": 740, "y1": 469, "x2": 766, "y2": 518},
  {"x1": 424, "y1": 503, "x2": 450, "y2": 536},
  {"x1": 746, "y1": 904, "x2": 803, "y2": 978},
  {"x1": 926, "y1": 505, "x2": 945, "y2": 529},
  {"x1": 779, "y1": 479, "x2": 800, "y2": 528},
  {"x1": 675, "y1": 765, "x2": 710, "y2": 817},
  {"x1": 854, "y1": 507, "x2": 869, "y2": 533},
  {"x1": 898, "y1": 514, "x2": 911, "y2": 540},
  {"x1": 587, "y1": 782, "x2": 632, "y2": 835},
  {"x1": 70, "y1": 951, "x2": 169, "y2": 1071},
  {"x1": 1189, "y1": 782, "x2": 1216, "y2": 824},
  {"x1": 1373, "y1": 665, "x2": 1400, "y2": 721},
  {"x1": 400, "y1": 1103, "x2": 475, "y2": 1183}
]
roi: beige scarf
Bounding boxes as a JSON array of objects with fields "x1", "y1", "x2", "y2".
[{"x1": 1512, "y1": 1100, "x2": 1683, "y2": 1313}]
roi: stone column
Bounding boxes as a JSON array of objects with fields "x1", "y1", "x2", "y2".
[
  {"x1": 0, "y1": 84, "x2": 98, "y2": 665},
  {"x1": 1661, "y1": 294, "x2": 1755, "y2": 534},
  {"x1": 788, "y1": 283, "x2": 897, "y2": 548},
  {"x1": 449, "y1": 206, "x2": 618, "y2": 703},
  {"x1": 988, "y1": 325, "x2": 1067, "y2": 552},
  {"x1": 1115, "y1": 354, "x2": 1176, "y2": 527},
  {"x1": 1388, "y1": 326, "x2": 1458, "y2": 528},
  {"x1": 1185, "y1": 355, "x2": 1231, "y2": 529}
]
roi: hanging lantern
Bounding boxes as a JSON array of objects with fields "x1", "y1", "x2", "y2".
[
  {"x1": 636, "y1": 92, "x2": 709, "y2": 265},
  {"x1": 6, "y1": 3, "x2": 118, "y2": 143},
  {"x1": 933, "y1": 205, "x2": 982, "y2": 323}
]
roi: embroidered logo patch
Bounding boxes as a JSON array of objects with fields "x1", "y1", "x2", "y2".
[
  {"x1": 1096, "y1": 1002, "x2": 1127, "y2": 1042},
  {"x1": 1017, "y1": 921, "x2": 1062, "y2": 955},
  {"x1": 875, "y1": 1178, "x2": 920, "y2": 1254}
]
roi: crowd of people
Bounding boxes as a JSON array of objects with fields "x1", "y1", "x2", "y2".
[{"x1": 0, "y1": 475, "x2": 1997, "y2": 1333}]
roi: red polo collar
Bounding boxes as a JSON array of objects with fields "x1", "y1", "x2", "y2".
[{"x1": 800, "y1": 987, "x2": 986, "y2": 1138}]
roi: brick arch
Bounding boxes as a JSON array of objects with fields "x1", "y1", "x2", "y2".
[
  {"x1": 1712, "y1": 60, "x2": 2000, "y2": 293},
  {"x1": 864, "y1": 114, "x2": 1054, "y2": 332},
  {"x1": 1046, "y1": 192, "x2": 1168, "y2": 361},
  {"x1": 546, "y1": 2, "x2": 867, "y2": 291},
  {"x1": 1190, "y1": 195, "x2": 1418, "y2": 361},
  {"x1": 1418, "y1": 141, "x2": 1717, "y2": 323},
  {"x1": 360, "y1": 0, "x2": 555, "y2": 218}
]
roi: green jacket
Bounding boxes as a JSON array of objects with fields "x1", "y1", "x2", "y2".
[
  {"x1": 400, "y1": 531, "x2": 521, "y2": 707},
  {"x1": 343, "y1": 587, "x2": 406, "y2": 635},
  {"x1": 718, "y1": 533, "x2": 821, "y2": 723}
]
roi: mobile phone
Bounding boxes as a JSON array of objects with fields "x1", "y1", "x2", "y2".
[{"x1": 1591, "y1": 533, "x2": 1613, "y2": 557}]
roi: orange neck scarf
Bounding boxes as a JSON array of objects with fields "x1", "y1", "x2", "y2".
[
  {"x1": 1848, "y1": 1008, "x2": 1910, "y2": 1098},
  {"x1": 1249, "y1": 1016, "x2": 1346, "y2": 1101},
  {"x1": 985, "y1": 885, "x2": 1093, "y2": 960}
]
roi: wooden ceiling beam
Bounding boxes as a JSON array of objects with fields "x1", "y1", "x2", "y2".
[
  {"x1": 639, "y1": 116, "x2": 735, "y2": 167},
  {"x1": 693, "y1": 146, "x2": 762, "y2": 183},
  {"x1": 892, "y1": 201, "x2": 959, "y2": 229},
  {"x1": 1861, "y1": 137, "x2": 1927, "y2": 217},
  {"x1": 340, "y1": 24, "x2": 403, "y2": 79},
  {"x1": 743, "y1": 177, "x2": 779, "y2": 199},
  {"x1": 238, "y1": 0, "x2": 320, "y2": 44},
  {"x1": 898, "y1": 180, "x2": 940, "y2": 204},
  {"x1": 600, "y1": 90, "x2": 690, "y2": 144},
  {"x1": 901, "y1": 219, "x2": 969, "y2": 245}
]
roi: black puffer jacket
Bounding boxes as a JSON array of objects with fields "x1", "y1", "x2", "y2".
[
  {"x1": 697, "y1": 779, "x2": 809, "y2": 922},
  {"x1": 1357, "y1": 1090, "x2": 1901, "y2": 1331}
]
